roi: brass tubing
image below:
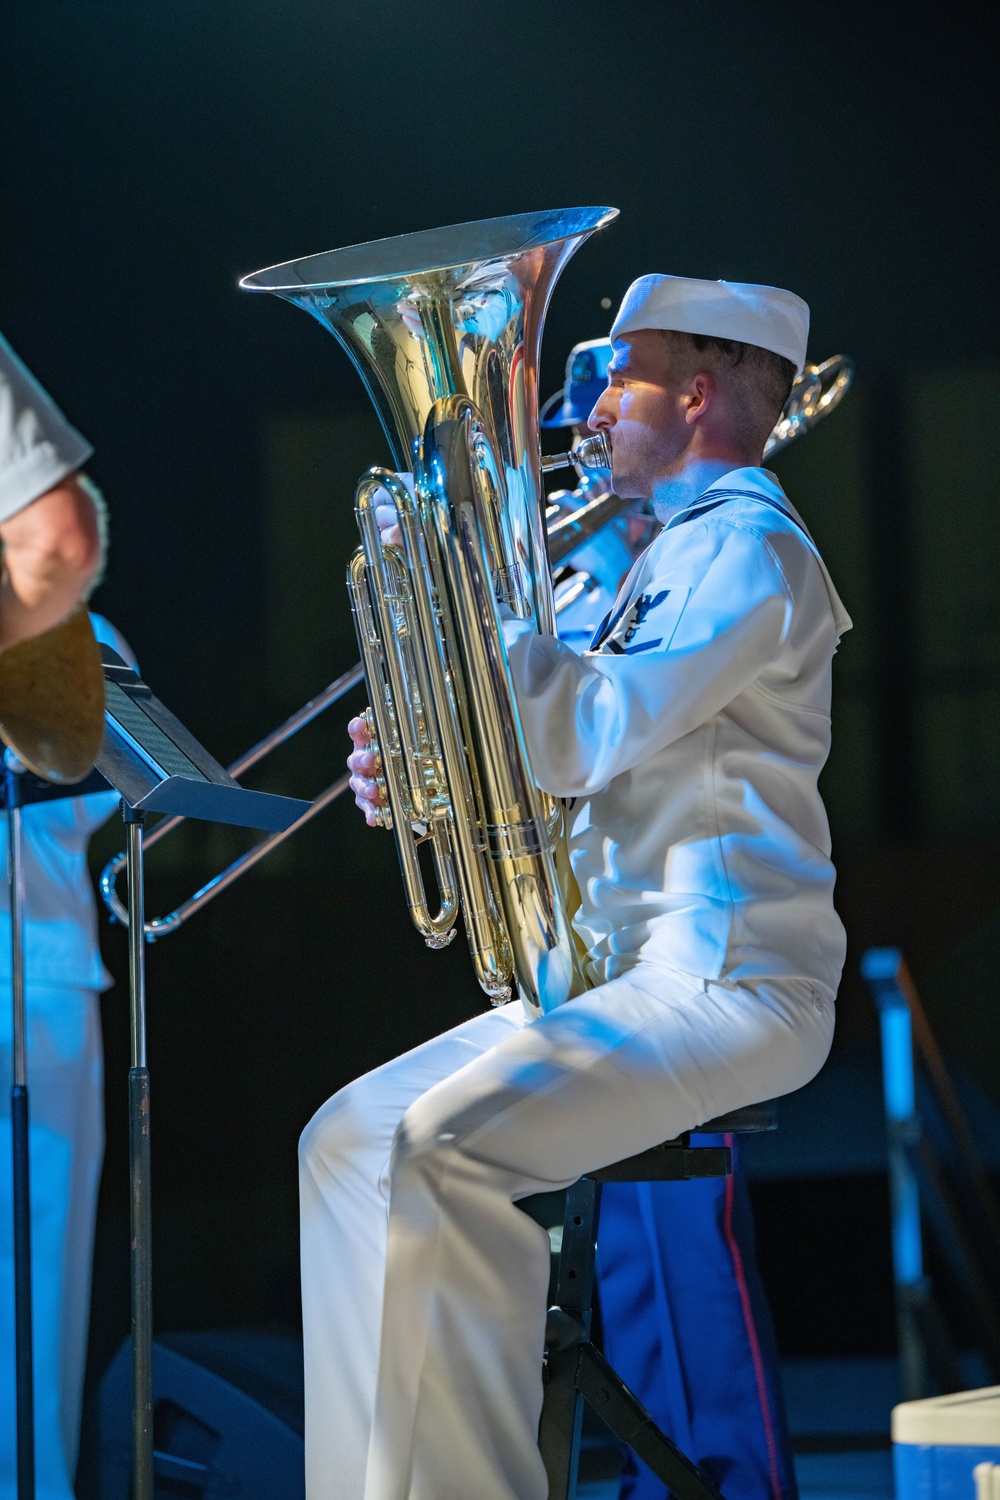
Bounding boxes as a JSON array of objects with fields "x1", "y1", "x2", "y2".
[
  {"x1": 548, "y1": 490, "x2": 633, "y2": 567},
  {"x1": 422, "y1": 397, "x2": 582, "y2": 1013},
  {"x1": 353, "y1": 473, "x2": 459, "y2": 942},
  {"x1": 355, "y1": 474, "x2": 437, "y2": 825},
  {"x1": 347, "y1": 545, "x2": 458, "y2": 946},
  {"x1": 764, "y1": 355, "x2": 854, "y2": 459},
  {"x1": 395, "y1": 464, "x2": 514, "y2": 1000}
]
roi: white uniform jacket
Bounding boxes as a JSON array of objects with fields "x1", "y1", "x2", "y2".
[{"x1": 503, "y1": 467, "x2": 852, "y2": 995}]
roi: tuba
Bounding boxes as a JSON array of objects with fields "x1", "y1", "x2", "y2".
[{"x1": 242, "y1": 208, "x2": 618, "y2": 1013}]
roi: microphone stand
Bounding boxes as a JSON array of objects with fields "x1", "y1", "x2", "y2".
[
  {"x1": 122, "y1": 803, "x2": 153, "y2": 1499},
  {"x1": 5, "y1": 749, "x2": 34, "y2": 1500}
]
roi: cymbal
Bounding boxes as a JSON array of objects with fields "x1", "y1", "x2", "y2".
[{"x1": 0, "y1": 606, "x2": 106, "y2": 784}]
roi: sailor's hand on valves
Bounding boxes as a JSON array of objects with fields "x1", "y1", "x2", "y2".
[
  {"x1": 374, "y1": 503, "x2": 401, "y2": 549},
  {"x1": 371, "y1": 471, "x2": 415, "y2": 550},
  {"x1": 347, "y1": 712, "x2": 387, "y2": 828}
]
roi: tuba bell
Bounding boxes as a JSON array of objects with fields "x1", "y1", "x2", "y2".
[{"x1": 242, "y1": 208, "x2": 618, "y2": 1012}]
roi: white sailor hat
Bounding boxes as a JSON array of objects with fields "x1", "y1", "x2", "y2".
[{"x1": 610, "y1": 274, "x2": 810, "y2": 374}]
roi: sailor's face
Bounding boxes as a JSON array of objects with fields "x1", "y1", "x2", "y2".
[{"x1": 587, "y1": 332, "x2": 689, "y2": 500}]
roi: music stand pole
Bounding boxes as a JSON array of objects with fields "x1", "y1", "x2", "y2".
[
  {"x1": 5, "y1": 750, "x2": 35, "y2": 1500},
  {"x1": 93, "y1": 643, "x2": 309, "y2": 1500},
  {"x1": 123, "y1": 802, "x2": 153, "y2": 1500}
]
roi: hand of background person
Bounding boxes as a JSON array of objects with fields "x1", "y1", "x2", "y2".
[{"x1": 0, "y1": 474, "x2": 103, "y2": 652}]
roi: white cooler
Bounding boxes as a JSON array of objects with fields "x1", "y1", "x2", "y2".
[{"x1": 893, "y1": 1387, "x2": 1000, "y2": 1500}]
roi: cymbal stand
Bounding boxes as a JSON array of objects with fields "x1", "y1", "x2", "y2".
[{"x1": 5, "y1": 750, "x2": 34, "y2": 1500}]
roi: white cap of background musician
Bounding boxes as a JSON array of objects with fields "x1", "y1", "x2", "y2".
[{"x1": 610, "y1": 274, "x2": 810, "y2": 374}]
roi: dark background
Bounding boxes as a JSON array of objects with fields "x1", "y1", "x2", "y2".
[{"x1": 2, "y1": 0, "x2": 998, "y2": 1393}]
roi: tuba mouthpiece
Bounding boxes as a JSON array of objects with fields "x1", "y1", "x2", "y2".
[
  {"x1": 575, "y1": 432, "x2": 612, "y2": 470},
  {"x1": 541, "y1": 431, "x2": 612, "y2": 474}
]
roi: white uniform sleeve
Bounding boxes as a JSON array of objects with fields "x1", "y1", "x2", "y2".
[
  {"x1": 0, "y1": 333, "x2": 93, "y2": 525},
  {"x1": 503, "y1": 518, "x2": 794, "y2": 796}
]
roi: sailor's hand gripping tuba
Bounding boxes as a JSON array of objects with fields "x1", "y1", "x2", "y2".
[{"x1": 242, "y1": 208, "x2": 618, "y2": 1012}]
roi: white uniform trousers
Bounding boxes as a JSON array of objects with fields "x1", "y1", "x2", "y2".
[
  {"x1": 0, "y1": 986, "x2": 104, "y2": 1500},
  {"x1": 299, "y1": 962, "x2": 834, "y2": 1500}
]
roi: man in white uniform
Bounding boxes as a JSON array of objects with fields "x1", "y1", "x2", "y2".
[
  {"x1": 0, "y1": 334, "x2": 116, "y2": 1500},
  {"x1": 545, "y1": 338, "x2": 800, "y2": 1500},
  {"x1": 304, "y1": 274, "x2": 851, "y2": 1500}
]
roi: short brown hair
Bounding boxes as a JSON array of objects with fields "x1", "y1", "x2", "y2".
[{"x1": 660, "y1": 331, "x2": 796, "y2": 454}]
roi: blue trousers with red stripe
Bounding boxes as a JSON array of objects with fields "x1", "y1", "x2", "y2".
[{"x1": 596, "y1": 1135, "x2": 797, "y2": 1500}]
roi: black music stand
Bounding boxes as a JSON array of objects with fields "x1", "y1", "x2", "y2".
[
  {"x1": 2, "y1": 752, "x2": 109, "y2": 1500},
  {"x1": 94, "y1": 647, "x2": 308, "y2": 1500}
]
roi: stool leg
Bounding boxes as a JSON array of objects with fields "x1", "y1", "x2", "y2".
[
  {"x1": 539, "y1": 1346, "x2": 584, "y2": 1500},
  {"x1": 538, "y1": 1174, "x2": 727, "y2": 1500},
  {"x1": 539, "y1": 1179, "x2": 600, "y2": 1500},
  {"x1": 576, "y1": 1344, "x2": 725, "y2": 1500}
]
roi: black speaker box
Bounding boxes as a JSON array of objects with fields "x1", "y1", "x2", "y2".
[{"x1": 77, "y1": 1330, "x2": 304, "y2": 1499}]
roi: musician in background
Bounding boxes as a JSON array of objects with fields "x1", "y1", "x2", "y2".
[
  {"x1": 315, "y1": 273, "x2": 850, "y2": 1500},
  {"x1": 0, "y1": 334, "x2": 102, "y2": 653},
  {"x1": 543, "y1": 340, "x2": 797, "y2": 1500},
  {"x1": 0, "y1": 335, "x2": 118, "y2": 1500},
  {"x1": 543, "y1": 338, "x2": 655, "y2": 649}
]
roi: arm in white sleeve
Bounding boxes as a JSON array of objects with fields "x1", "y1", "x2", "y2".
[
  {"x1": 503, "y1": 518, "x2": 794, "y2": 796},
  {"x1": 0, "y1": 333, "x2": 93, "y2": 523},
  {"x1": 0, "y1": 335, "x2": 102, "y2": 649}
]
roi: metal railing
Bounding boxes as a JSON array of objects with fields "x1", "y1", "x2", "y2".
[{"x1": 864, "y1": 947, "x2": 1000, "y2": 1398}]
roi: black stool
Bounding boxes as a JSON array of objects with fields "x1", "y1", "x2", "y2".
[{"x1": 524, "y1": 1101, "x2": 777, "y2": 1500}]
